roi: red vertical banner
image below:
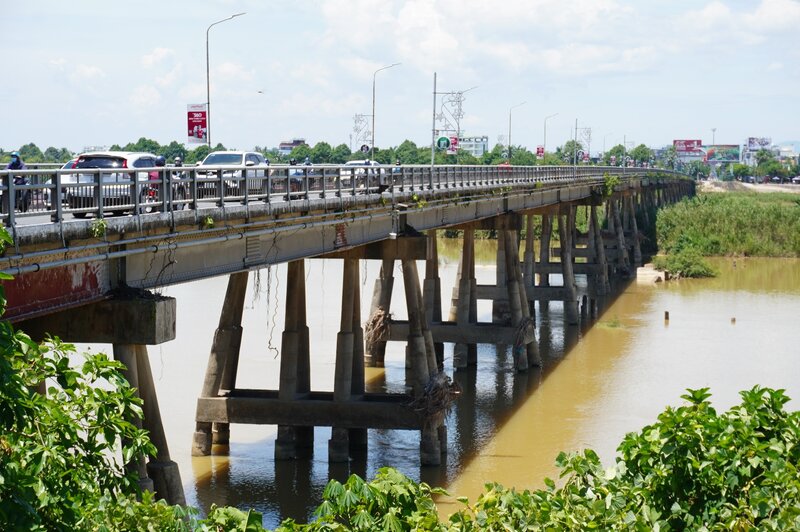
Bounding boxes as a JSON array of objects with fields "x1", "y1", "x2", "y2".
[{"x1": 187, "y1": 104, "x2": 208, "y2": 144}]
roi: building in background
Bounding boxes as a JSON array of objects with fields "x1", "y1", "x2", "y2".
[
  {"x1": 458, "y1": 136, "x2": 489, "y2": 158},
  {"x1": 278, "y1": 138, "x2": 306, "y2": 156}
]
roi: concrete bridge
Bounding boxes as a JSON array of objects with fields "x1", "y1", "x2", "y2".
[{"x1": 1, "y1": 164, "x2": 694, "y2": 505}]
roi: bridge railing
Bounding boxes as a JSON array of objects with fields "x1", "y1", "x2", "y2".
[{"x1": 0, "y1": 164, "x2": 682, "y2": 229}]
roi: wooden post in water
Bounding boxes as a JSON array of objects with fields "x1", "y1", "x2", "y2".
[
  {"x1": 329, "y1": 257, "x2": 358, "y2": 462},
  {"x1": 558, "y1": 209, "x2": 580, "y2": 325},
  {"x1": 193, "y1": 271, "x2": 248, "y2": 456},
  {"x1": 366, "y1": 258, "x2": 395, "y2": 367},
  {"x1": 276, "y1": 260, "x2": 313, "y2": 459}
]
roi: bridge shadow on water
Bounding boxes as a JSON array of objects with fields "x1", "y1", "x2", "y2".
[{"x1": 191, "y1": 275, "x2": 637, "y2": 529}]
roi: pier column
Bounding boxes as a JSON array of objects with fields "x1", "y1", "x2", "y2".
[
  {"x1": 558, "y1": 209, "x2": 580, "y2": 325},
  {"x1": 366, "y1": 258, "x2": 395, "y2": 367},
  {"x1": 350, "y1": 264, "x2": 368, "y2": 452},
  {"x1": 590, "y1": 205, "x2": 611, "y2": 295},
  {"x1": 539, "y1": 214, "x2": 553, "y2": 287},
  {"x1": 193, "y1": 272, "x2": 248, "y2": 456},
  {"x1": 493, "y1": 231, "x2": 511, "y2": 324},
  {"x1": 135, "y1": 344, "x2": 186, "y2": 505},
  {"x1": 522, "y1": 214, "x2": 537, "y2": 303},
  {"x1": 423, "y1": 231, "x2": 444, "y2": 369},
  {"x1": 401, "y1": 258, "x2": 441, "y2": 466},
  {"x1": 611, "y1": 199, "x2": 631, "y2": 276},
  {"x1": 627, "y1": 195, "x2": 642, "y2": 266},
  {"x1": 112, "y1": 345, "x2": 153, "y2": 494},
  {"x1": 450, "y1": 230, "x2": 477, "y2": 369},
  {"x1": 503, "y1": 230, "x2": 541, "y2": 370},
  {"x1": 329, "y1": 258, "x2": 358, "y2": 462},
  {"x1": 276, "y1": 260, "x2": 314, "y2": 460}
]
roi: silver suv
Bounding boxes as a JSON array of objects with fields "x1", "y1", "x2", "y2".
[{"x1": 65, "y1": 151, "x2": 160, "y2": 218}]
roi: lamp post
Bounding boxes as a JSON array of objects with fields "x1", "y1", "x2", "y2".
[
  {"x1": 205, "y1": 12, "x2": 246, "y2": 148},
  {"x1": 543, "y1": 112, "x2": 558, "y2": 155},
  {"x1": 711, "y1": 127, "x2": 716, "y2": 145},
  {"x1": 371, "y1": 62, "x2": 401, "y2": 161},
  {"x1": 508, "y1": 101, "x2": 526, "y2": 160}
]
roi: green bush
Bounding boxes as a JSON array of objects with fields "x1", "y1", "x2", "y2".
[
  {"x1": 275, "y1": 387, "x2": 800, "y2": 531},
  {"x1": 652, "y1": 249, "x2": 716, "y2": 278},
  {"x1": 656, "y1": 192, "x2": 800, "y2": 257}
]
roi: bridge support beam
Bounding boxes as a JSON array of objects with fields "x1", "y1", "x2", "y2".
[
  {"x1": 424, "y1": 230, "x2": 444, "y2": 370},
  {"x1": 366, "y1": 258, "x2": 395, "y2": 367},
  {"x1": 539, "y1": 214, "x2": 553, "y2": 287},
  {"x1": 193, "y1": 271, "x2": 248, "y2": 456},
  {"x1": 589, "y1": 205, "x2": 611, "y2": 295}
]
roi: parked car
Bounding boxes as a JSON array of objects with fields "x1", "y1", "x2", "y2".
[
  {"x1": 65, "y1": 151, "x2": 160, "y2": 218},
  {"x1": 197, "y1": 151, "x2": 270, "y2": 197},
  {"x1": 791, "y1": 175, "x2": 800, "y2": 185}
]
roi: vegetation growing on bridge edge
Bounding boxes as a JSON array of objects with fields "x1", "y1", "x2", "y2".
[{"x1": 656, "y1": 191, "x2": 800, "y2": 259}]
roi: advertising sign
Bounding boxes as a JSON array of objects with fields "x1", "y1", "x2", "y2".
[
  {"x1": 536, "y1": 145, "x2": 544, "y2": 158},
  {"x1": 447, "y1": 136, "x2": 459, "y2": 155},
  {"x1": 747, "y1": 137, "x2": 771, "y2": 151},
  {"x1": 704, "y1": 144, "x2": 740, "y2": 163},
  {"x1": 187, "y1": 104, "x2": 207, "y2": 144},
  {"x1": 673, "y1": 139, "x2": 703, "y2": 153}
]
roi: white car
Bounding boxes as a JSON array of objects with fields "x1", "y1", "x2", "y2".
[
  {"x1": 65, "y1": 151, "x2": 160, "y2": 218},
  {"x1": 340, "y1": 160, "x2": 387, "y2": 190},
  {"x1": 197, "y1": 151, "x2": 270, "y2": 197}
]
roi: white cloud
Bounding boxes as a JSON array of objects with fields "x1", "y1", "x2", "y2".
[
  {"x1": 744, "y1": 0, "x2": 800, "y2": 31},
  {"x1": 767, "y1": 61, "x2": 784, "y2": 71},
  {"x1": 142, "y1": 47, "x2": 174, "y2": 68},
  {"x1": 129, "y1": 85, "x2": 161, "y2": 109}
]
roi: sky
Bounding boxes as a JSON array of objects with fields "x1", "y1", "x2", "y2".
[{"x1": 2, "y1": 0, "x2": 798, "y2": 156}]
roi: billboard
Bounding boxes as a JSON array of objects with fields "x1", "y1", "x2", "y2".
[
  {"x1": 704, "y1": 145, "x2": 740, "y2": 163},
  {"x1": 747, "y1": 137, "x2": 771, "y2": 151},
  {"x1": 447, "y1": 136, "x2": 459, "y2": 155},
  {"x1": 673, "y1": 139, "x2": 703, "y2": 153},
  {"x1": 187, "y1": 104, "x2": 208, "y2": 144}
]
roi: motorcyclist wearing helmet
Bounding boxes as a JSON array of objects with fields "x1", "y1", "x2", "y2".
[
  {"x1": 4, "y1": 151, "x2": 30, "y2": 212},
  {"x1": 173, "y1": 156, "x2": 183, "y2": 167},
  {"x1": 6, "y1": 151, "x2": 25, "y2": 170},
  {"x1": 155, "y1": 155, "x2": 166, "y2": 167}
]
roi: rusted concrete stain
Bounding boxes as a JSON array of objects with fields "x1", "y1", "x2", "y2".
[{"x1": 3, "y1": 261, "x2": 109, "y2": 321}]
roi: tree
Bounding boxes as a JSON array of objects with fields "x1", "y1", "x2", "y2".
[
  {"x1": 629, "y1": 143, "x2": 653, "y2": 165},
  {"x1": 602, "y1": 144, "x2": 626, "y2": 165},
  {"x1": 18, "y1": 143, "x2": 44, "y2": 162},
  {"x1": 309, "y1": 142, "x2": 333, "y2": 164},
  {"x1": 394, "y1": 140, "x2": 419, "y2": 164},
  {"x1": 330, "y1": 144, "x2": 351, "y2": 164},
  {"x1": 731, "y1": 163, "x2": 750, "y2": 181},
  {"x1": 288, "y1": 144, "x2": 311, "y2": 162},
  {"x1": 560, "y1": 140, "x2": 584, "y2": 164},
  {"x1": 123, "y1": 137, "x2": 161, "y2": 154},
  {"x1": 160, "y1": 141, "x2": 188, "y2": 163}
]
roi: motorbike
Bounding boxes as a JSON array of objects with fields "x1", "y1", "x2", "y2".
[{"x1": 1, "y1": 174, "x2": 32, "y2": 213}]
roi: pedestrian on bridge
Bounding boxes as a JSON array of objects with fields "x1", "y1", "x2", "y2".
[{"x1": 5, "y1": 151, "x2": 25, "y2": 171}]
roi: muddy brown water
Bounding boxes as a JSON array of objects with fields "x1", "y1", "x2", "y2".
[{"x1": 70, "y1": 243, "x2": 800, "y2": 528}]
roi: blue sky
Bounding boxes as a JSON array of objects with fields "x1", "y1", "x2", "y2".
[{"x1": 2, "y1": 0, "x2": 798, "y2": 155}]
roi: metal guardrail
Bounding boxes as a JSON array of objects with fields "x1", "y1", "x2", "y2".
[{"x1": 0, "y1": 164, "x2": 682, "y2": 228}]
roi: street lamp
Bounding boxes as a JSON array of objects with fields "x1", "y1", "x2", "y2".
[
  {"x1": 711, "y1": 127, "x2": 716, "y2": 145},
  {"x1": 371, "y1": 62, "x2": 401, "y2": 161},
  {"x1": 205, "y1": 12, "x2": 246, "y2": 148},
  {"x1": 543, "y1": 112, "x2": 558, "y2": 155},
  {"x1": 508, "y1": 101, "x2": 526, "y2": 160}
]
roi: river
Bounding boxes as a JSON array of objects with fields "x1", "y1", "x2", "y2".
[{"x1": 70, "y1": 244, "x2": 800, "y2": 528}]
